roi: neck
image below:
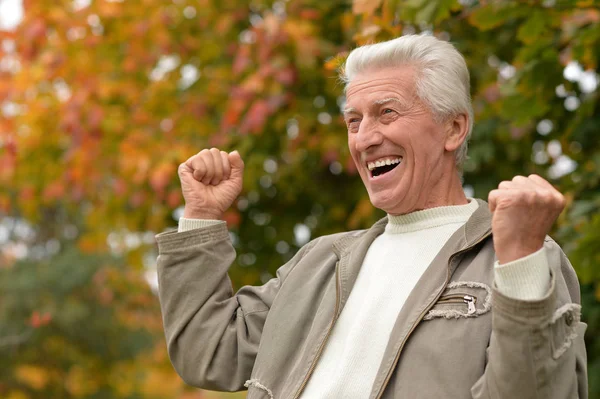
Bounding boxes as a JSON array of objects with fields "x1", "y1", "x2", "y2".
[{"x1": 424, "y1": 169, "x2": 468, "y2": 208}]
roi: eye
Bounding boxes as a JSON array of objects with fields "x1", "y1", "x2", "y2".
[
  {"x1": 344, "y1": 115, "x2": 361, "y2": 125},
  {"x1": 346, "y1": 117, "x2": 361, "y2": 132},
  {"x1": 382, "y1": 108, "x2": 394, "y2": 115}
]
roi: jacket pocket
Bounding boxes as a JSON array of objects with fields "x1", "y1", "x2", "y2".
[
  {"x1": 423, "y1": 281, "x2": 492, "y2": 321},
  {"x1": 549, "y1": 303, "x2": 582, "y2": 360},
  {"x1": 436, "y1": 293, "x2": 477, "y2": 315}
]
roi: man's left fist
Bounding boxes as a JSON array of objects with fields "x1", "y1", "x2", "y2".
[{"x1": 488, "y1": 174, "x2": 566, "y2": 264}]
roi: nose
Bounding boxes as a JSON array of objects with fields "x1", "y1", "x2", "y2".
[{"x1": 354, "y1": 118, "x2": 383, "y2": 153}]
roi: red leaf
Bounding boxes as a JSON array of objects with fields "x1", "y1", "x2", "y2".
[
  {"x1": 240, "y1": 100, "x2": 270, "y2": 134},
  {"x1": 167, "y1": 190, "x2": 181, "y2": 208},
  {"x1": 275, "y1": 67, "x2": 296, "y2": 85},
  {"x1": 223, "y1": 210, "x2": 241, "y2": 227},
  {"x1": 29, "y1": 311, "x2": 52, "y2": 328}
]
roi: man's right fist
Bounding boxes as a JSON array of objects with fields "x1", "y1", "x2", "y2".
[{"x1": 178, "y1": 148, "x2": 244, "y2": 220}]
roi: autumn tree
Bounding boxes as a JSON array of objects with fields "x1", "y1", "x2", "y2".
[{"x1": 0, "y1": 0, "x2": 599, "y2": 397}]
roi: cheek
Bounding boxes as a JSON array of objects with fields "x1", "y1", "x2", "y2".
[
  {"x1": 347, "y1": 138, "x2": 366, "y2": 175},
  {"x1": 348, "y1": 139, "x2": 360, "y2": 162},
  {"x1": 407, "y1": 129, "x2": 444, "y2": 160},
  {"x1": 347, "y1": 133, "x2": 356, "y2": 148}
]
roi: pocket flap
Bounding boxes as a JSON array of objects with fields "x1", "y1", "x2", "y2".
[
  {"x1": 550, "y1": 303, "x2": 582, "y2": 360},
  {"x1": 423, "y1": 281, "x2": 492, "y2": 321}
]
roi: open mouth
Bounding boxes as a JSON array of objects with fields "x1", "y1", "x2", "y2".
[{"x1": 367, "y1": 157, "x2": 402, "y2": 178}]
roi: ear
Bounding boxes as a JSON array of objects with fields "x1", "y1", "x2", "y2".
[{"x1": 444, "y1": 113, "x2": 469, "y2": 152}]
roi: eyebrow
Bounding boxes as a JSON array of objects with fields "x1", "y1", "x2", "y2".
[
  {"x1": 343, "y1": 106, "x2": 357, "y2": 115},
  {"x1": 343, "y1": 97, "x2": 409, "y2": 116},
  {"x1": 373, "y1": 97, "x2": 408, "y2": 106}
]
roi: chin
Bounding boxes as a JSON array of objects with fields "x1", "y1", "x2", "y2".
[
  {"x1": 368, "y1": 189, "x2": 416, "y2": 215},
  {"x1": 368, "y1": 192, "x2": 398, "y2": 214}
]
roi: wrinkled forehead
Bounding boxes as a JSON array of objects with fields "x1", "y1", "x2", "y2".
[
  {"x1": 345, "y1": 65, "x2": 417, "y2": 94},
  {"x1": 344, "y1": 67, "x2": 418, "y2": 110}
]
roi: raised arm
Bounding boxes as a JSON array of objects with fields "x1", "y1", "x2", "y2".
[
  {"x1": 471, "y1": 174, "x2": 587, "y2": 398},
  {"x1": 156, "y1": 148, "x2": 290, "y2": 391}
]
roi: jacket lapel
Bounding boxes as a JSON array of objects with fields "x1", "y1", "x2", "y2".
[
  {"x1": 370, "y1": 199, "x2": 493, "y2": 398},
  {"x1": 332, "y1": 217, "x2": 387, "y2": 312},
  {"x1": 332, "y1": 199, "x2": 493, "y2": 398},
  {"x1": 331, "y1": 199, "x2": 492, "y2": 312}
]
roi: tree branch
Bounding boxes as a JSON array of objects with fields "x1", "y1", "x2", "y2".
[{"x1": 0, "y1": 329, "x2": 33, "y2": 349}]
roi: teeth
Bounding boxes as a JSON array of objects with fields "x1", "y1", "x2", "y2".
[{"x1": 367, "y1": 157, "x2": 402, "y2": 171}]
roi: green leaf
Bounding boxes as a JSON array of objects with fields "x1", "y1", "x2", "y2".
[
  {"x1": 517, "y1": 10, "x2": 548, "y2": 45},
  {"x1": 468, "y1": 4, "x2": 528, "y2": 31},
  {"x1": 416, "y1": 1, "x2": 438, "y2": 23},
  {"x1": 499, "y1": 93, "x2": 551, "y2": 125}
]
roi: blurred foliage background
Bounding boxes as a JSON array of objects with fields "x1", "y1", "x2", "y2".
[{"x1": 0, "y1": 0, "x2": 599, "y2": 397}]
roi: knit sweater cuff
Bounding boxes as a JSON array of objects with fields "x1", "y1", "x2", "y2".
[
  {"x1": 178, "y1": 218, "x2": 224, "y2": 232},
  {"x1": 494, "y1": 247, "x2": 550, "y2": 300}
]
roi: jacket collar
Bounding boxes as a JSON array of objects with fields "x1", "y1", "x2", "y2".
[
  {"x1": 331, "y1": 198, "x2": 493, "y2": 310},
  {"x1": 333, "y1": 198, "x2": 492, "y2": 257},
  {"x1": 463, "y1": 198, "x2": 493, "y2": 246}
]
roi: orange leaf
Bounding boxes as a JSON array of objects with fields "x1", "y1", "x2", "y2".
[
  {"x1": 353, "y1": 0, "x2": 383, "y2": 15},
  {"x1": 43, "y1": 181, "x2": 65, "y2": 201},
  {"x1": 150, "y1": 162, "x2": 176, "y2": 193}
]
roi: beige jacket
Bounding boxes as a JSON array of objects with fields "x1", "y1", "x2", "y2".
[{"x1": 156, "y1": 199, "x2": 588, "y2": 398}]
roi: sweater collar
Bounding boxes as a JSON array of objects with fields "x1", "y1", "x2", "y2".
[{"x1": 385, "y1": 199, "x2": 479, "y2": 234}]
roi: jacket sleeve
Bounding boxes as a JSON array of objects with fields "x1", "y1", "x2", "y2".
[
  {"x1": 471, "y1": 239, "x2": 588, "y2": 399},
  {"x1": 156, "y1": 222, "x2": 315, "y2": 391}
]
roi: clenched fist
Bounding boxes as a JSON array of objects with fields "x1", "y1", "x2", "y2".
[
  {"x1": 488, "y1": 174, "x2": 566, "y2": 264},
  {"x1": 178, "y1": 148, "x2": 244, "y2": 220}
]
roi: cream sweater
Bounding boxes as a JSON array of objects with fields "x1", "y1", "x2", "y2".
[{"x1": 179, "y1": 200, "x2": 550, "y2": 398}]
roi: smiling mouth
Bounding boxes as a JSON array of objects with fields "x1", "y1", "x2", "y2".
[
  {"x1": 372, "y1": 163, "x2": 398, "y2": 177},
  {"x1": 367, "y1": 157, "x2": 402, "y2": 177}
]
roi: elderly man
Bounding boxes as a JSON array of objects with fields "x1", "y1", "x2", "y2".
[{"x1": 156, "y1": 34, "x2": 587, "y2": 398}]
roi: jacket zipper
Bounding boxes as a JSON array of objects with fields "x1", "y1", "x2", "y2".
[
  {"x1": 374, "y1": 233, "x2": 491, "y2": 399},
  {"x1": 437, "y1": 294, "x2": 477, "y2": 315},
  {"x1": 292, "y1": 262, "x2": 342, "y2": 399}
]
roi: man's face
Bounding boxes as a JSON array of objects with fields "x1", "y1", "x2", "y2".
[{"x1": 344, "y1": 66, "x2": 453, "y2": 215}]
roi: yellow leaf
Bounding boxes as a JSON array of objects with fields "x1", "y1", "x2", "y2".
[
  {"x1": 65, "y1": 366, "x2": 100, "y2": 397},
  {"x1": 107, "y1": 362, "x2": 137, "y2": 397},
  {"x1": 141, "y1": 368, "x2": 183, "y2": 397},
  {"x1": 15, "y1": 365, "x2": 50, "y2": 390}
]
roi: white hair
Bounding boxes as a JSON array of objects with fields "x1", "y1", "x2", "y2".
[{"x1": 340, "y1": 33, "x2": 473, "y2": 169}]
